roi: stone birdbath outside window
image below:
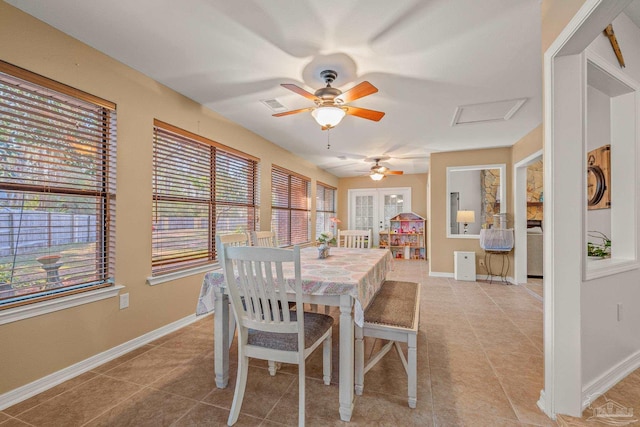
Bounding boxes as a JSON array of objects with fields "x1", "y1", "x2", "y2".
[{"x1": 36, "y1": 254, "x2": 63, "y2": 289}]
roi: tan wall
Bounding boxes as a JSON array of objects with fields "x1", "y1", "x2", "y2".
[
  {"x1": 0, "y1": 2, "x2": 338, "y2": 394},
  {"x1": 512, "y1": 125, "x2": 543, "y2": 164},
  {"x1": 336, "y1": 174, "x2": 428, "y2": 232},
  {"x1": 541, "y1": 0, "x2": 588, "y2": 53},
  {"x1": 429, "y1": 148, "x2": 512, "y2": 275}
]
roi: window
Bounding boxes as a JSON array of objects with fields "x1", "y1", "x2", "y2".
[
  {"x1": 271, "y1": 166, "x2": 310, "y2": 246},
  {"x1": 0, "y1": 61, "x2": 117, "y2": 309},
  {"x1": 152, "y1": 121, "x2": 259, "y2": 274},
  {"x1": 316, "y1": 182, "x2": 336, "y2": 238}
]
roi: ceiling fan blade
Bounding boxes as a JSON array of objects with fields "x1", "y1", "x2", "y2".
[
  {"x1": 281, "y1": 83, "x2": 318, "y2": 101},
  {"x1": 272, "y1": 106, "x2": 315, "y2": 117},
  {"x1": 337, "y1": 81, "x2": 378, "y2": 103},
  {"x1": 345, "y1": 106, "x2": 385, "y2": 121},
  {"x1": 386, "y1": 170, "x2": 404, "y2": 175}
]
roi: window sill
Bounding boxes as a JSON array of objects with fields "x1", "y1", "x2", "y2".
[
  {"x1": 585, "y1": 257, "x2": 640, "y2": 281},
  {"x1": 147, "y1": 263, "x2": 219, "y2": 286},
  {"x1": 0, "y1": 285, "x2": 124, "y2": 326}
]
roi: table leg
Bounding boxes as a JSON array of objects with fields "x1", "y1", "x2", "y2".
[
  {"x1": 339, "y1": 295, "x2": 355, "y2": 422},
  {"x1": 214, "y1": 288, "x2": 230, "y2": 388},
  {"x1": 354, "y1": 325, "x2": 364, "y2": 396}
]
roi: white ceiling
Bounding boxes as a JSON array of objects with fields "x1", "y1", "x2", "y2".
[{"x1": 8, "y1": 0, "x2": 543, "y2": 177}]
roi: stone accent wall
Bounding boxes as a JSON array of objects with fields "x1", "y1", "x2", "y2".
[
  {"x1": 527, "y1": 160, "x2": 543, "y2": 220},
  {"x1": 480, "y1": 169, "x2": 501, "y2": 227}
]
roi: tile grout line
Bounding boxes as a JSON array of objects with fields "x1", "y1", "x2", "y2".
[
  {"x1": 464, "y1": 283, "x2": 526, "y2": 424},
  {"x1": 474, "y1": 281, "x2": 549, "y2": 425}
]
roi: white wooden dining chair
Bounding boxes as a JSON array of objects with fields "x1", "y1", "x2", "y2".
[
  {"x1": 220, "y1": 245, "x2": 333, "y2": 427},
  {"x1": 216, "y1": 232, "x2": 280, "y2": 376},
  {"x1": 216, "y1": 233, "x2": 250, "y2": 348},
  {"x1": 250, "y1": 229, "x2": 295, "y2": 373},
  {"x1": 337, "y1": 229, "x2": 373, "y2": 248},
  {"x1": 251, "y1": 230, "x2": 278, "y2": 247}
]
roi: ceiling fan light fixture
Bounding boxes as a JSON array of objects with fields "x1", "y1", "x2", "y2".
[
  {"x1": 370, "y1": 171, "x2": 385, "y2": 181},
  {"x1": 312, "y1": 106, "x2": 346, "y2": 128}
]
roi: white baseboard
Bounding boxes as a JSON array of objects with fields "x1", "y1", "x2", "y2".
[
  {"x1": 428, "y1": 271, "x2": 453, "y2": 278},
  {"x1": 581, "y1": 349, "x2": 640, "y2": 410},
  {"x1": 428, "y1": 271, "x2": 515, "y2": 284},
  {"x1": 537, "y1": 389, "x2": 546, "y2": 414},
  {"x1": 537, "y1": 389, "x2": 557, "y2": 420},
  {"x1": 0, "y1": 313, "x2": 208, "y2": 410}
]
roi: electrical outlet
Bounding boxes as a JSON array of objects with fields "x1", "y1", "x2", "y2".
[{"x1": 119, "y1": 293, "x2": 129, "y2": 309}]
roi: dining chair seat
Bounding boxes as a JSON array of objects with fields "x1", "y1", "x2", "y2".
[{"x1": 248, "y1": 311, "x2": 334, "y2": 351}]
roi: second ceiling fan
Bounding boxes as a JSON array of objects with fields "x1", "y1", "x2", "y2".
[
  {"x1": 367, "y1": 157, "x2": 403, "y2": 181},
  {"x1": 274, "y1": 70, "x2": 385, "y2": 129}
]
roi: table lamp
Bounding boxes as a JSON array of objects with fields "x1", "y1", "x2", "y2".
[{"x1": 456, "y1": 210, "x2": 475, "y2": 234}]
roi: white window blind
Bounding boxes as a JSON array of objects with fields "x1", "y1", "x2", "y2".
[
  {"x1": 271, "y1": 166, "x2": 310, "y2": 246},
  {"x1": 152, "y1": 121, "x2": 259, "y2": 274},
  {"x1": 0, "y1": 61, "x2": 117, "y2": 309},
  {"x1": 316, "y1": 182, "x2": 336, "y2": 238}
]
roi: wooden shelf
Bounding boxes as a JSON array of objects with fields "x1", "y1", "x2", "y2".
[{"x1": 527, "y1": 202, "x2": 543, "y2": 206}]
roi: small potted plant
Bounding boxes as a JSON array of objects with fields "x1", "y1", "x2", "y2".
[
  {"x1": 587, "y1": 231, "x2": 611, "y2": 259},
  {"x1": 317, "y1": 231, "x2": 336, "y2": 259}
]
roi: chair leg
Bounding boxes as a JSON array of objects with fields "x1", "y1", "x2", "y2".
[
  {"x1": 408, "y1": 333, "x2": 417, "y2": 409},
  {"x1": 268, "y1": 361, "x2": 282, "y2": 376},
  {"x1": 354, "y1": 326, "x2": 364, "y2": 395},
  {"x1": 228, "y1": 312, "x2": 236, "y2": 350},
  {"x1": 298, "y1": 361, "x2": 305, "y2": 427},
  {"x1": 228, "y1": 354, "x2": 249, "y2": 426},
  {"x1": 323, "y1": 333, "x2": 332, "y2": 385}
]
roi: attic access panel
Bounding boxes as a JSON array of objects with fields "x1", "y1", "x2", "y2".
[{"x1": 451, "y1": 98, "x2": 527, "y2": 126}]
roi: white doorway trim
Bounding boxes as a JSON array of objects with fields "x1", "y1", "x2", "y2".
[
  {"x1": 513, "y1": 150, "x2": 543, "y2": 284},
  {"x1": 541, "y1": 0, "x2": 632, "y2": 419}
]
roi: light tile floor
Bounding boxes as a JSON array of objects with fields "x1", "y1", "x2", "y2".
[{"x1": 1, "y1": 261, "x2": 637, "y2": 426}]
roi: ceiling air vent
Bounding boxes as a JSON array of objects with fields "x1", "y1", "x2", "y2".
[
  {"x1": 451, "y1": 98, "x2": 527, "y2": 126},
  {"x1": 260, "y1": 98, "x2": 287, "y2": 112}
]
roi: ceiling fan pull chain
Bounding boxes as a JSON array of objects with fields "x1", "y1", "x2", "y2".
[{"x1": 327, "y1": 128, "x2": 331, "y2": 150}]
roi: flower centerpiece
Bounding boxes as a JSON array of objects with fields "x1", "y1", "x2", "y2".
[
  {"x1": 587, "y1": 231, "x2": 611, "y2": 259},
  {"x1": 317, "y1": 231, "x2": 336, "y2": 259}
]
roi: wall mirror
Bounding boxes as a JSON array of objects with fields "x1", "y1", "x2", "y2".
[{"x1": 446, "y1": 164, "x2": 506, "y2": 239}]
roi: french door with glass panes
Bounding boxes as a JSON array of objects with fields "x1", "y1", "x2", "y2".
[{"x1": 347, "y1": 188, "x2": 412, "y2": 246}]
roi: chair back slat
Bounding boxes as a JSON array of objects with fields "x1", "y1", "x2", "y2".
[
  {"x1": 338, "y1": 229, "x2": 373, "y2": 248},
  {"x1": 216, "y1": 233, "x2": 251, "y2": 258},
  {"x1": 220, "y1": 244, "x2": 302, "y2": 336},
  {"x1": 251, "y1": 230, "x2": 278, "y2": 247}
]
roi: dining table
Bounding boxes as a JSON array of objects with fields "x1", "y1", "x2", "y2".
[{"x1": 196, "y1": 246, "x2": 394, "y2": 422}]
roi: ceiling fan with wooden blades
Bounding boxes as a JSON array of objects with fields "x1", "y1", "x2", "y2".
[
  {"x1": 366, "y1": 156, "x2": 403, "y2": 181},
  {"x1": 273, "y1": 70, "x2": 385, "y2": 129}
]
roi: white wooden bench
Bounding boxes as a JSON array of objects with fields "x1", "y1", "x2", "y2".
[{"x1": 355, "y1": 280, "x2": 421, "y2": 408}]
